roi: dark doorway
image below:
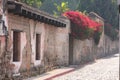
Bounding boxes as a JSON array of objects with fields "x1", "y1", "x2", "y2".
[{"x1": 69, "y1": 34, "x2": 73, "y2": 65}]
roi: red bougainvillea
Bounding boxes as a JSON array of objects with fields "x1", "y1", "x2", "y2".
[{"x1": 63, "y1": 11, "x2": 103, "y2": 40}]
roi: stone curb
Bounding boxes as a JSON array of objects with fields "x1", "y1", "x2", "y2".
[{"x1": 44, "y1": 68, "x2": 75, "y2": 80}]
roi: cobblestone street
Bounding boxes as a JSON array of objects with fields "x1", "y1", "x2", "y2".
[{"x1": 53, "y1": 53, "x2": 119, "y2": 80}]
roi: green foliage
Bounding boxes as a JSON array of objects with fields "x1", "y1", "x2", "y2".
[
  {"x1": 82, "y1": 10, "x2": 88, "y2": 15},
  {"x1": 71, "y1": 22, "x2": 94, "y2": 40},
  {"x1": 20, "y1": 0, "x2": 118, "y2": 41},
  {"x1": 65, "y1": 11, "x2": 103, "y2": 41},
  {"x1": 75, "y1": 0, "x2": 119, "y2": 41},
  {"x1": 20, "y1": 0, "x2": 118, "y2": 30},
  {"x1": 104, "y1": 23, "x2": 118, "y2": 41},
  {"x1": 53, "y1": 2, "x2": 69, "y2": 16},
  {"x1": 93, "y1": 31, "x2": 102, "y2": 45},
  {"x1": 40, "y1": 0, "x2": 80, "y2": 15},
  {"x1": 20, "y1": 0, "x2": 44, "y2": 8},
  {"x1": 77, "y1": 0, "x2": 118, "y2": 30}
]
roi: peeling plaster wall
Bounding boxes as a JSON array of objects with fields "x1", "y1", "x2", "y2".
[
  {"x1": 8, "y1": 14, "x2": 30, "y2": 73},
  {"x1": 71, "y1": 12, "x2": 118, "y2": 64},
  {"x1": 44, "y1": 24, "x2": 69, "y2": 69},
  {"x1": 0, "y1": 36, "x2": 5, "y2": 57},
  {"x1": 7, "y1": 14, "x2": 70, "y2": 75},
  {"x1": 10, "y1": 31, "x2": 26, "y2": 73},
  {"x1": 70, "y1": 12, "x2": 118, "y2": 64},
  {"x1": 72, "y1": 35, "x2": 119, "y2": 64},
  {"x1": 73, "y1": 39, "x2": 94, "y2": 64},
  {"x1": 104, "y1": 35, "x2": 119, "y2": 55},
  {"x1": 29, "y1": 20, "x2": 45, "y2": 67}
]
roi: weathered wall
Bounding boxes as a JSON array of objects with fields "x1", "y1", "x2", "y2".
[
  {"x1": 0, "y1": 36, "x2": 5, "y2": 56},
  {"x1": 7, "y1": 13, "x2": 70, "y2": 77},
  {"x1": 0, "y1": 36, "x2": 5, "y2": 78},
  {"x1": 104, "y1": 35, "x2": 119, "y2": 55},
  {"x1": 72, "y1": 34, "x2": 119, "y2": 64},
  {"x1": 72, "y1": 39, "x2": 94, "y2": 64},
  {"x1": 0, "y1": 10, "x2": 118, "y2": 79},
  {"x1": 70, "y1": 12, "x2": 118, "y2": 64},
  {"x1": 44, "y1": 23, "x2": 69, "y2": 71}
]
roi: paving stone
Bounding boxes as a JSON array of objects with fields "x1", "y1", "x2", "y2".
[{"x1": 53, "y1": 53, "x2": 119, "y2": 80}]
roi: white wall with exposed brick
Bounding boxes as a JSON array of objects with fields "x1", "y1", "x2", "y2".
[{"x1": 7, "y1": 13, "x2": 70, "y2": 74}]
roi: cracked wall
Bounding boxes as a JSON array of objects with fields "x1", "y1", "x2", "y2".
[{"x1": 6, "y1": 13, "x2": 70, "y2": 78}]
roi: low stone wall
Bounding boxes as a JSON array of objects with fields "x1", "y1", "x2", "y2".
[{"x1": 72, "y1": 35, "x2": 119, "y2": 64}]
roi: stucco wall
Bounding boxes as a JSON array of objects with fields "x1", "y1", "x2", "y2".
[
  {"x1": 7, "y1": 14, "x2": 70, "y2": 75},
  {"x1": 72, "y1": 34, "x2": 119, "y2": 64},
  {"x1": 73, "y1": 39, "x2": 94, "y2": 64},
  {"x1": 0, "y1": 36, "x2": 5, "y2": 56},
  {"x1": 71, "y1": 12, "x2": 119, "y2": 65},
  {"x1": 1, "y1": 11, "x2": 118, "y2": 79},
  {"x1": 104, "y1": 35, "x2": 119, "y2": 55},
  {"x1": 43, "y1": 24, "x2": 69, "y2": 71}
]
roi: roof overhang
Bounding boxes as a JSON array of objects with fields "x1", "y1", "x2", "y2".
[{"x1": 7, "y1": 0, "x2": 66, "y2": 27}]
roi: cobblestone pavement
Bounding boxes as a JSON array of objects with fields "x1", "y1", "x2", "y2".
[{"x1": 53, "y1": 53, "x2": 119, "y2": 80}]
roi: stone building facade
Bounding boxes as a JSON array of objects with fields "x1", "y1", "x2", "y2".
[
  {"x1": 0, "y1": 0, "x2": 70, "y2": 79},
  {"x1": 7, "y1": 14, "x2": 70, "y2": 78}
]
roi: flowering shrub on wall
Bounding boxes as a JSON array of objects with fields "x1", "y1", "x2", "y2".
[{"x1": 63, "y1": 11, "x2": 103, "y2": 44}]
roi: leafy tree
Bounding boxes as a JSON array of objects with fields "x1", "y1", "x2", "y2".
[
  {"x1": 94, "y1": 0, "x2": 118, "y2": 29},
  {"x1": 20, "y1": 0, "x2": 118, "y2": 29},
  {"x1": 20, "y1": 0, "x2": 45, "y2": 8},
  {"x1": 77, "y1": 0, "x2": 118, "y2": 29},
  {"x1": 53, "y1": 2, "x2": 69, "y2": 16},
  {"x1": 40, "y1": 0, "x2": 80, "y2": 14}
]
